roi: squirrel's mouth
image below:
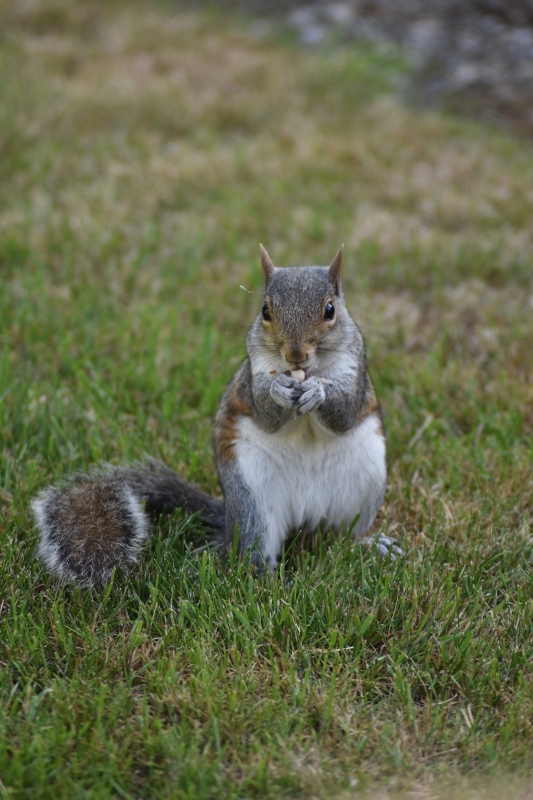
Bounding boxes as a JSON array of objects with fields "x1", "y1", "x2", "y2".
[{"x1": 284, "y1": 366, "x2": 309, "y2": 379}]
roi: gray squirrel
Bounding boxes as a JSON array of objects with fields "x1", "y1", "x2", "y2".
[{"x1": 32, "y1": 245, "x2": 398, "y2": 587}]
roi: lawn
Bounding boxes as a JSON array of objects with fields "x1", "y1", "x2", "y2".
[{"x1": 1, "y1": 0, "x2": 532, "y2": 797}]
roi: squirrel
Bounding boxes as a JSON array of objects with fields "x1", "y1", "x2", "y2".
[{"x1": 32, "y1": 245, "x2": 398, "y2": 587}]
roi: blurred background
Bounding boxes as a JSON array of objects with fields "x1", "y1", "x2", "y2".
[{"x1": 220, "y1": 0, "x2": 533, "y2": 133}]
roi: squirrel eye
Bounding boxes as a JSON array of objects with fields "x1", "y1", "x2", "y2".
[
  {"x1": 324, "y1": 302, "x2": 335, "y2": 321},
  {"x1": 262, "y1": 302, "x2": 271, "y2": 322}
]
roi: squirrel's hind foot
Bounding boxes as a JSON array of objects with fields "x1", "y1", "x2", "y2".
[{"x1": 359, "y1": 532, "x2": 404, "y2": 560}]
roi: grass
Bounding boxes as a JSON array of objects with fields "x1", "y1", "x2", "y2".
[{"x1": 0, "y1": 0, "x2": 532, "y2": 796}]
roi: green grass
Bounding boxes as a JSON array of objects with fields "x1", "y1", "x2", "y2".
[{"x1": 1, "y1": 0, "x2": 533, "y2": 797}]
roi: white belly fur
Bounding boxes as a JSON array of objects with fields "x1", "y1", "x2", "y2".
[{"x1": 234, "y1": 412, "x2": 387, "y2": 566}]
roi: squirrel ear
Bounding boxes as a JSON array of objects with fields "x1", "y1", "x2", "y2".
[
  {"x1": 260, "y1": 244, "x2": 276, "y2": 286},
  {"x1": 328, "y1": 244, "x2": 344, "y2": 295}
]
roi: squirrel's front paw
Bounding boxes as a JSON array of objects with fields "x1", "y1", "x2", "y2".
[
  {"x1": 295, "y1": 377, "x2": 326, "y2": 415},
  {"x1": 270, "y1": 373, "x2": 304, "y2": 408}
]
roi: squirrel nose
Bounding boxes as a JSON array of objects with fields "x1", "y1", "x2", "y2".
[{"x1": 285, "y1": 348, "x2": 310, "y2": 365}]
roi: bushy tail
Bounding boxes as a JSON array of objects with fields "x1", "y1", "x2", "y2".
[{"x1": 32, "y1": 460, "x2": 226, "y2": 587}]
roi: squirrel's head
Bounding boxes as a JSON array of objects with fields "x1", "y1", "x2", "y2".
[{"x1": 251, "y1": 244, "x2": 354, "y2": 375}]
